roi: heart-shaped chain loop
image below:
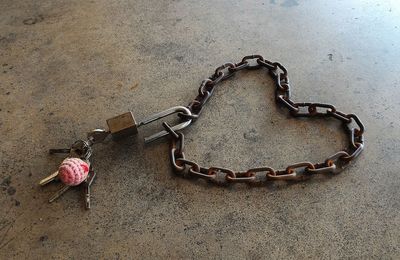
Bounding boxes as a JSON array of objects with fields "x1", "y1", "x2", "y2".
[{"x1": 172, "y1": 55, "x2": 365, "y2": 184}]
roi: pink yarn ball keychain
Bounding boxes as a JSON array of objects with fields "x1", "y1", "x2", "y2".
[{"x1": 58, "y1": 158, "x2": 90, "y2": 186}]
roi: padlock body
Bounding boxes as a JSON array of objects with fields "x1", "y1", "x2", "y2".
[{"x1": 106, "y1": 112, "x2": 138, "y2": 139}]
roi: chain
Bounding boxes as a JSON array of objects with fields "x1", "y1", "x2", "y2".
[{"x1": 166, "y1": 55, "x2": 365, "y2": 184}]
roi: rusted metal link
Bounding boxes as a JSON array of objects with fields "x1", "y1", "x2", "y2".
[
  {"x1": 241, "y1": 55, "x2": 264, "y2": 69},
  {"x1": 345, "y1": 114, "x2": 365, "y2": 136},
  {"x1": 166, "y1": 55, "x2": 365, "y2": 185},
  {"x1": 275, "y1": 72, "x2": 291, "y2": 92},
  {"x1": 207, "y1": 167, "x2": 236, "y2": 182},
  {"x1": 242, "y1": 54, "x2": 264, "y2": 61},
  {"x1": 276, "y1": 95, "x2": 299, "y2": 113},
  {"x1": 327, "y1": 109, "x2": 352, "y2": 123},
  {"x1": 177, "y1": 112, "x2": 199, "y2": 121},
  {"x1": 269, "y1": 62, "x2": 288, "y2": 79},
  {"x1": 257, "y1": 58, "x2": 276, "y2": 70},
  {"x1": 275, "y1": 75, "x2": 290, "y2": 91},
  {"x1": 326, "y1": 151, "x2": 349, "y2": 164},
  {"x1": 165, "y1": 123, "x2": 186, "y2": 172},
  {"x1": 214, "y1": 63, "x2": 235, "y2": 78},
  {"x1": 321, "y1": 151, "x2": 351, "y2": 172},
  {"x1": 210, "y1": 63, "x2": 237, "y2": 82},
  {"x1": 189, "y1": 96, "x2": 209, "y2": 115},
  {"x1": 198, "y1": 79, "x2": 213, "y2": 97},
  {"x1": 267, "y1": 171, "x2": 301, "y2": 181},
  {"x1": 231, "y1": 61, "x2": 250, "y2": 72},
  {"x1": 306, "y1": 161, "x2": 336, "y2": 174},
  {"x1": 209, "y1": 70, "x2": 225, "y2": 86},
  {"x1": 340, "y1": 143, "x2": 364, "y2": 162},
  {"x1": 349, "y1": 128, "x2": 364, "y2": 149},
  {"x1": 276, "y1": 88, "x2": 291, "y2": 101},
  {"x1": 191, "y1": 167, "x2": 217, "y2": 180},
  {"x1": 175, "y1": 158, "x2": 199, "y2": 174},
  {"x1": 267, "y1": 171, "x2": 299, "y2": 181},
  {"x1": 286, "y1": 162, "x2": 315, "y2": 173},
  {"x1": 220, "y1": 72, "x2": 236, "y2": 81},
  {"x1": 292, "y1": 102, "x2": 336, "y2": 117},
  {"x1": 265, "y1": 162, "x2": 314, "y2": 181},
  {"x1": 170, "y1": 148, "x2": 185, "y2": 172},
  {"x1": 226, "y1": 171, "x2": 256, "y2": 183},
  {"x1": 175, "y1": 133, "x2": 184, "y2": 156}
]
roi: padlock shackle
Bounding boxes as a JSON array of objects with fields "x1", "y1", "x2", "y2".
[{"x1": 139, "y1": 106, "x2": 192, "y2": 143}]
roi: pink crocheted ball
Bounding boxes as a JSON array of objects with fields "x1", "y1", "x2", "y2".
[{"x1": 58, "y1": 158, "x2": 90, "y2": 186}]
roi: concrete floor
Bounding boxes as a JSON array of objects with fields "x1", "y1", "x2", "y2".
[{"x1": 1, "y1": 0, "x2": 399, "y2": 259}]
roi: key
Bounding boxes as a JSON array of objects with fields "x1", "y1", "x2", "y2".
[
  {"x1": 49, "y1": 148, "x2": 70, "y2": 154},
  {"x1": 39, "y1": 171, "x2": 59, "y2": 186},
  {"x1": 50, "y1": 140, "x2": 92, "y2": 160},
  {"x1": 84, "y1": 169, "x2": 96, "y2": 209},
  {"x1": 48, "y1": 185, "x2": 71, "y2": 203}
]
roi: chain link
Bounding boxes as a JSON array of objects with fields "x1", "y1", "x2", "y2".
[{"x1": 165, "y1": 55, "x2": 365, "y2": 184}]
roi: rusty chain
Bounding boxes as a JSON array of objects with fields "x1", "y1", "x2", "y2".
[{"x1": 166, "y1": 55, "x2": 364, "y2": 184}]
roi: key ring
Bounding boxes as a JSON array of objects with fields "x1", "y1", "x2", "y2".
[{"x1": 39, "y1": 54, "x2": 365, "y2": 209}]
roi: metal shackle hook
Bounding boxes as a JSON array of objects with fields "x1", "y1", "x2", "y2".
[{"x1": 139, "y1": 106, "x2": 192, "y2": 143}]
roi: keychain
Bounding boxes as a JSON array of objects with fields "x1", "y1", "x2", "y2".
[
  {"x1": 39, "y1": 55, "x2": 365, "y2": 209},
  {"x1": 39, "y1": 107, "x2": 193, "y2": 209}
]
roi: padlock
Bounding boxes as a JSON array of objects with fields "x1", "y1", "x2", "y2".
[
  {"x1": 106, "y1": 112, "x2": 138, "y2": 139},
  {"x1": 105, "y1": 106, "x2": 192, "y2": 142}
]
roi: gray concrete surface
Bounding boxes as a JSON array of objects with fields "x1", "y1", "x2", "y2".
[{"x1": 1, "y1": 0, "x2": 399, "y2": 259}]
